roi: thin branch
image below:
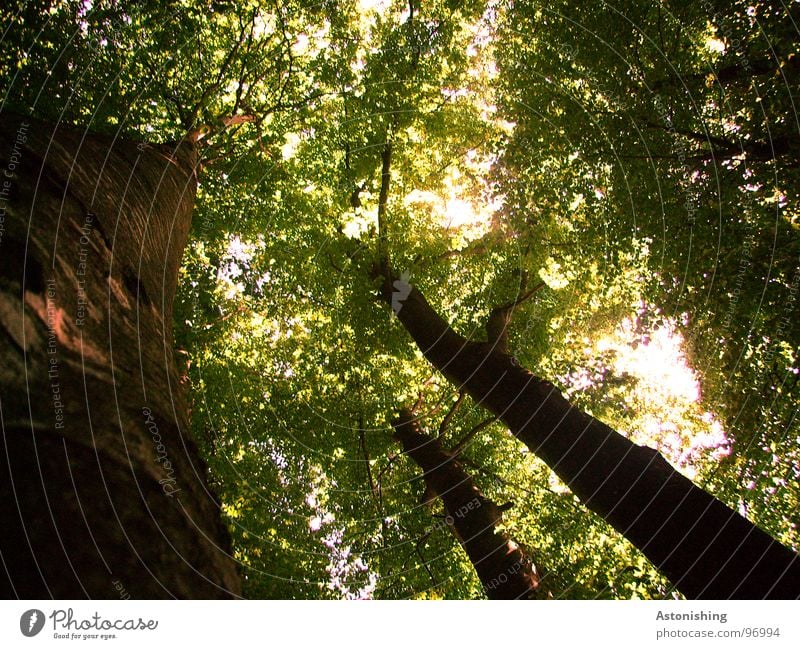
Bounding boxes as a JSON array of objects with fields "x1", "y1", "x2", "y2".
[
  {"x1": 415, "y1": 538, "x2": 437, "y2": 586},
  {"x1": 459, "y1": 456, "x2": 556, "y2": 499},
  {"x1": 359, "y1": 417, "x2": 380, "y2": 503},
  {"x1": 377, "y1": 137, "x2": 393, "y2": 254},
  {"x1": 436, "y1": 240, "x2": 491, "y2": 260},
  {"x1": 651, "y1": 57, "x2": 788, "y2": 93},
  {"x1": 437, "y1": 391, "x2": 465, "y2": 438},
  {"x1": 411, "y1": 374, "x2": 440, "y2": 413},
  {"x1": 328, "y1": 252, "x2": 344, "y2": 274},
  {"x1": 450, "y1": 416, "x2": 498, "y2": 457},
  {"x1": 486, "y1": 281, "x2": 547, "y2": 353},
  {"x1": 503, "y1": 280, "x2": 547, "y2": 311},
  {"x1": 376, "y1": 453, "x2": 399, "y2": 484},
  {"x1": 189, "y1": 9, "x2": 253, "y2": 126},
  {"x1": 376, "y1": 451, "x2": 400, "y2": 508},
  {"x1": 220, "y1": 114, "x2": 258, "y2": 128},
  {"x1": 640, "y1": 118, "x2": 735, "y2": 151}
]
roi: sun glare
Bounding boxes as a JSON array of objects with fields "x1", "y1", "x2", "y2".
[
  {"x1": 598, "y1": 317, "x2": 701, "y2": 404},
  {"x1": 405, "y1": 188, "x2": 495, "y2": 242},
  {"x1": 443, "y1": 197, "x2": 485, "y2": 229},
  {"x1": 358, "y1": 0, "x2": 392, "y2": 15},
  {"x1": 561, "y1": 307, "x2": 731, "y2": 478}
]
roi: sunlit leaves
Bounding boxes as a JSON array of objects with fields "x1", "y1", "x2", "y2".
[
  {"x1": 493, "y1": 0, "x2": 800, "y2": 557},
  {"x1": 10, "y1": 0, "x2": 797, "y2": 597}
]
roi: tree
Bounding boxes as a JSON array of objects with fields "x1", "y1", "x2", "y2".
[
  {"x1": 2, "y1": 0, "x2": 798, "y2": 600},
  {"x1": 491, "y1": 0, "x2": 800, "y2": 563},
  {"x1": 392, "y1": 406, "x2": 544, "y2": 599},
  {"x1": 0, "y1": 112, "x2": 239, "y2": 598},
  {"x1": 373, "y1": 259, "x2": 800, "y2": 598}
]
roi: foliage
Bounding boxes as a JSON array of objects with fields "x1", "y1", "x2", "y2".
[{"x1": 3, "y1": 0, "x2": 797, "y2": 597}]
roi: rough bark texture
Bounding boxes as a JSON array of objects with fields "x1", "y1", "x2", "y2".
[
  {"x1": 379, "y1": 274, "x2": 800, "y2": 599},
  {"x1": 393, "y1": 408, "x2": 543, "y2": 599},
  {"x1": 0, "y1": 112, "x2": 241, "y2": 598}
]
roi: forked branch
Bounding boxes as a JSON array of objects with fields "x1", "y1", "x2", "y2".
[{"x1": 485, "y1": 280, "x2": 546, "y2": 353}]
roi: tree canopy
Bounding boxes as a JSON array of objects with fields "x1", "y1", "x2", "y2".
[{"x1": 2, "y1": 0, "x2": 798, "y2": 599}]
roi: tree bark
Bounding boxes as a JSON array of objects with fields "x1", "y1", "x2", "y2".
[
  {"x1": 378, "y1": 272, "x2": 800, "y2": 599},
  {"x1": 392, "y1": 408, "x2": 544, "y2": 599},
  {"x1": 0, "y1": 113, "x2": 241, "y2": 598}
]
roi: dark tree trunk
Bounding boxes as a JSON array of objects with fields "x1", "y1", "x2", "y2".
[
  {"x1": 378, "y1": 273, "x2": 800, "y2": 599},
  {"x1": 392, "y1": 408, "x2": 544, "y2": 599},
  {"x1": 0, "y1": 113, "x2": 241, "y2": 598}
]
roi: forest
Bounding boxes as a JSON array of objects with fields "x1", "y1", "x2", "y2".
[{"x1": 0, "y1": 0, "x2": 799, "y2": 600}]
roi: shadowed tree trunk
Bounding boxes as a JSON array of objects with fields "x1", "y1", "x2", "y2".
[
  {"x1": 392, "y1": 408, "x2": 544, "y2": 599},
  {"x1": 0, "y1": 113, "x2": 241, "y2": 598},
  {"x1": 377, "y1": 267, "x2": 800, "y2": 599}
]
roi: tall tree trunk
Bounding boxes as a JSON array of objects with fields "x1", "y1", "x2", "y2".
[
  {"x1": 0, "y1": 113, "x2": 241, "y2": 598},
  {"x1": 377, "y1": 272, "x2": 800, "y2": 599},
  {"x1": 392, "y1": 408, "x2": 544, "y2": 599}
]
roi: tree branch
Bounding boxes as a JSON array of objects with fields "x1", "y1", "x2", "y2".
[
  {"x1": 359, "y1": 417, "x2": 379, "y2": 503},
  {"x1": 437, "y1": 391, "x2": 466, "y2": 438},
  {"x1": 485, "y1": 281, "x2": 546, "y2": 353},
  {"x1": 450, "y1": 416, "x2": 498, "y2": 457},
  {"x1": 377, "y1": 137, "x2": 393, "y2": 255}
]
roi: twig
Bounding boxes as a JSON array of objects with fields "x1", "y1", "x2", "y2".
[
  {"x1": 486, "y1": 281, "x2": 546, "y2": 353},
  {"x1": 358, "y1": 416, "x2": 379, "y2": 503},
  {"x1": 377, "y1": 137, "x2": 392, "y2": 255},
  {"x1": 450, "y1": 416, "x2": 498, "y2": 457},
  {"x1": 437, "y1": 391, "x2": 466, "y2": 438}
]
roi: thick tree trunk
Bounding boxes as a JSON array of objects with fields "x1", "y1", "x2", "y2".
[
  {"x1": 0, "y1": 113, "x2": 241, "y2": 598},
  {"x1": 392, "y1": 408, "x2": 543, "y2": 599},
  {"x1": 379, "y1": 274, "x2": 800, "y2": 599}
]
